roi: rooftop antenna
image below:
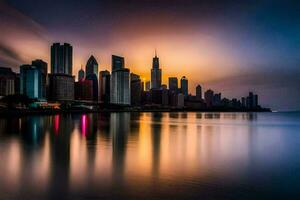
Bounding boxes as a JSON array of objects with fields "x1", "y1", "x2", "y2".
[{"x1": 155, "y1": 48, "x2": 157, "y2": 57}]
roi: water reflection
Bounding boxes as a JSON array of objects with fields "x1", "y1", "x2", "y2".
[{"x1": 0, "y1": 112, "x2": 300, "y2": 199}]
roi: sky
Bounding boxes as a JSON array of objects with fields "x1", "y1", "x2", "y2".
[{"x1": 0, "y1": 0, "x2": 299, "y2": 110}]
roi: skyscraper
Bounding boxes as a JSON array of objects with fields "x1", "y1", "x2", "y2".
[
  {"x1": 110, "y1": 55, "x2": 130, "y2": 105},
  {"x1": 85, "y1": 55, "x2": 99, "y2": 101},
  {"x1": 0, "y1": 67, "x2": 16, "y2": 96},
  {"x1": 145, "y1": 81, "x2": 151, "y2": 91},
  {"x1": 205, "y1": 89, "x2": 214, "y2": 108},
  {"x1": 196, "y1": 85, "x2": 202, "y2": 100},
  {"x1": 51, "y1": 43, "x2": 73, "y2": 75},
  {"x1": 86, "y1": 55, "x2": 98, "y2": 78},
  {"x1": 48, "y1": 74, "x2": 75, "y2": 101},
  {"x1": 151, "y1": 51, "x2": 162, "y2": 89},
  {"x1": 169, "y1": 77, "x2": 178, "y2": 92},
  {"x1": 20, "y1": 65, "x2": 41, "y2": 99},
  {"x1": 78, "y1": 66, "x2": 85, "y2": 81},
  {"x1": 130, "y1": 73, "x2": 142, "y2": 106},
  {"x1": 74, "y1": 79, "x2": 93, "y2": 101},
  {"x1": 112, "y1": 55, "x2": 124, "y2": 71},
  {"x1": 99, "y1": 70, "x2": 110, "y2": 104},
  {"x1": 32, "y1": 59, "x2": 47, "y2": 99},
  {"x1": 180, "y1": 76, "x2": 188, "y2": 98}
]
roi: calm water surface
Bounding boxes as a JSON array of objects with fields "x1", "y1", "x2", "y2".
[{"x1": 0, "y1": 112, "x2": 300, "y2": 199}]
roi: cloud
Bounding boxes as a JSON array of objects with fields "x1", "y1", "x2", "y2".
[
  {"x1": 0, "y1": 43, "x2": 25, "y2": 66},
  {"x1": 0, "y1": 0, "x2": 49, "y2": 70}
]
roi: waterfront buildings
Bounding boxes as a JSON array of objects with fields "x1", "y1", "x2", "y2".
[
  {"x1": 180, "y1": 76, "x2": 188, "y2": 98},
  {"x1": 74, "y1": 79, "x2": 93, "y2": 101},
  {"x1": 99, "y1": 70, "x2": 110, "y2": 104},
  {"x1": 51, "y1": 43, "x2": 73, "y2": 75},
  {"x1": 169, "y1": 77, "x2": 178, "y2": 92},
  {"x1": 78, "y1": 66, "x2": 85, "y2": 81},
  {"x1": 20, "y1": 65, "x2": 41, "y2": 99},
  {"x1": 48, "y1": 74, "x2": 75, "y2": 101},
  {"x1": 110, "y1": 55, "x2": 130, "y2": 105},
  {"x1": 32, "y1": 59, "x2": 47, "y2": 99},
  {"x1": 86, "y1": 55, "x2": 98, "y2": 78},
  {"x1": 0, "y1": 67, "x2": 16, "y2": 96},
  {"x1": 150, "y1": 52, "x2": 162, "y2": 89},
  {"x1": 49, "y1": 43, "x2": 75, "y2": 101},
  {"x1": 204, "y1": 89, "x2": 214, "y2": 108},
  {"x1": 196, "y1": 85, "x2": 202, "y2": 100},
  {"x1": 130, "y1": 73, "x2": 142, "y2": 106}
]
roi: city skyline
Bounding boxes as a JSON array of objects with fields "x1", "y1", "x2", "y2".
[{"x1": 0, "y1": 0, "x2": 299, "y2": 110}]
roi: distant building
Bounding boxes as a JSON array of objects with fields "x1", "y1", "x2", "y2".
[
  {"x1": 78, "y1": 66, "x2": 85, "y2": 81},
  {"x1": 112, "y1": 55, "x2": 124, "y2": 71},
  {"x1": 204, "y1": 89, "x2": 214, "y2": 108},
  {"x1": 110, "y1": 55, "x2": 130, "y2": 105},
  {"x1": 162, "y1": 88, "x2": 169, "y2": 106},
  {"x1": 213, "y1": 93, "x2": 221, "y2": 106},
  {"x1": 177, "y1": 93, "x2": 185, "y2": 108},
  {"x1": 196, "y1": 85, "x2": 202, "y2": 100},
  {"x1": 169, "y1": 77, "x2": 178, "y2": 92},
  {"x1": 151, "y1": 52, "x2": 162, "y2": 89},
  {"x1": 0, "y1": 67, "x2": 16, "y2": 96},
  {"x1": 85, "y1": 56, "x2": 99, "y2": 101},
  {"x1": 241, "y1": 97, "x2": 246, "y2": 107},
  {"x1": 20, "y1": 65, "x2": 41, "y2": 99},
  {"x1": 145, "y1": 81, "x2": 151, "y2": 91},
  {"x1": 74, "y1": 79, "x2": 93, "y2": 101},
  {"x1": 169, "y1": 90, "x2": 178, "y2": 107},
  {"x1": 99, "y1": 70, "x2": 110, "y2": 104},
  {"x1": 130, "y1": 73, "x2": 142, "y2": 106},
  {"x1": 32, "y1": 59, "x2": 47, "y2": 99},
  {"x1": 86, "y1": 55, "x2": 98, "y2": 78},
  {"x1": 151, "y1": 89, "x2": 163, "y2": 105},
  {"x1": 48, "y1": 74, "x2": 74, "y2": 101},
  {"x1": 51, "y1": 43, "x2": 73, "y2": 75},
  {"x1": 180, "y1": 76, "x2": 188, "y2": 98},
  {"x1": 246, "y1": 92, "x2": 259, "y2": 109},
  {"x1": 86, "y1": 73, "x2": 98, "y2": 101},
  {"x1": 161, "y1": 84, "x2": 167, "y2": 90}
]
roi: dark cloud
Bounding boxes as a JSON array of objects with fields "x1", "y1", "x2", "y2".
[{"x1": 0, "y1": 43, "x2": 24, "y2": 66}]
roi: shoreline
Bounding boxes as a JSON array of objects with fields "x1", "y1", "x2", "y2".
[{"x1": 0, "y1": 107, "x2": 272, "y2": 117}]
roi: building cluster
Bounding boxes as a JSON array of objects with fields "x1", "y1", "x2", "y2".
[{"x1": 0, "y1": 42, "x2": 262, "y2": 110}]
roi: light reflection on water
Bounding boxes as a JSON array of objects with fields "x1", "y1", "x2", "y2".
[{"x1": 0, "y1": 112, "x2": 300, "y2": 199}]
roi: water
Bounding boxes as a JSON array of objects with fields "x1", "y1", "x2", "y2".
[{"x1": 0, "y1": 112, "x2": 300, "y2": 200}]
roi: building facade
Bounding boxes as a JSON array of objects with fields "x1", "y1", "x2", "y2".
[
  {"x1": 20, "y1": 65, "x2": 41, "y2": 99},
  {"x1": 99, "y1": 70, "x2": 110, "y2": 104},
  {"x1": 130, "y1": 73, "x2": 142, "y2": 106},
  {"x1": 75, "y1": 79, "x2": 93, "y2": 101},
  {"x1": 150, "y1": 53, "x2": 162, "y2": 89},
  {"x1": 196, "y1": 85, "x2": 202, "y2": 100},
  {"x1": 180, "y1": 76, "x2": 188, "y2": 98},
  {"x1": 86, "y1": 55, "x2": 98, "y2": 78},
  {"x1": 48, "y1": 74, "x2": 75, "y2": 101},
  {"x1": 0, "y1": 67, "x2": 16, "y2": 96},
  {"x1": 169, "y1": 77, "x2": 178, "y2": 92},
  {"x1": 32, "y1": 59, "x2": 47, "y2": 99},
  {"x1": 78, "y1": 67, "x2": 85, "y2": 81},
  {"x1": 51, "y1": 43, "x2": 73, "y2": 75},
  {"x1": 110, "y1": 55, "x2": 130, "y2": 105},
  {"x1": 204, "y1": 89, "x2": 214, "y2": 108}
]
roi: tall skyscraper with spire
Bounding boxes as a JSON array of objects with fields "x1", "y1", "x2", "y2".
[{"x1": 151, "y1": 50, "x2": 162, "y2": 89}]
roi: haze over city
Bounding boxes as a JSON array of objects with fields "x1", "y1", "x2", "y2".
[{"x1": 0, "y1": 0, "x2": 299, "y2": 110}]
